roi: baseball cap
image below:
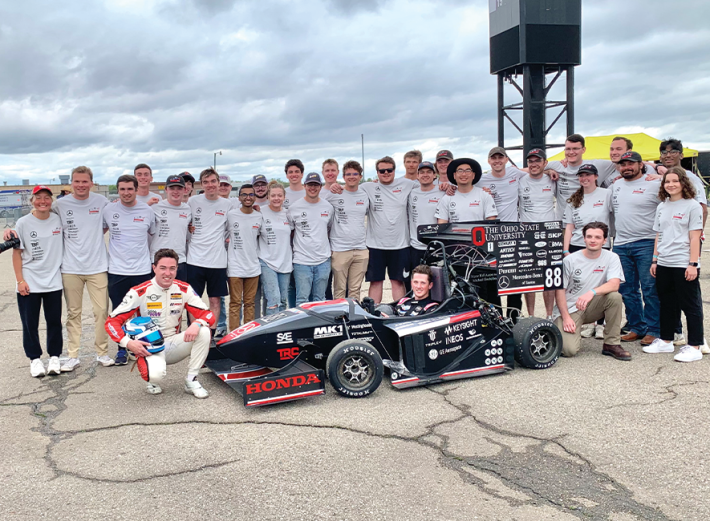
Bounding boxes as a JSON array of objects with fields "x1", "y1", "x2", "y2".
[
  {"x1": 304, "y1": 172, "x2": 323, "y2": 185},
  {"x1": 166, "y1": 175, "x2": 185, "y2": 187},
  {"x1": 577, "y1": 164, "x2": 599, "y2": 176},
  {"x1": 218, "y1": 174, "x2": 231, "y2": 185},
  {"x1": 252, "y1": 174, "x2": 268, "y2": 185},
  {"x1": 179, "y1": 171, "x2": 195, "y2": 184},
  {"x1": 488, "y1": 146, "x2": 508, "y2": 158},
  {"x1": 418, "y1": 161, "x2": 436, "y2": 172},
  {"x1": 526, "y1": 148, "x2": 547, "y2": 160},
  {"x1": 32, "y1": 185, "x2": 52, "y2": 196},
  {"x1": 619, "y1": 151, "x2": 643, "y2": 163},
  {"x1": 436, "y1": 150, "x2": 453, "y2": 161}
]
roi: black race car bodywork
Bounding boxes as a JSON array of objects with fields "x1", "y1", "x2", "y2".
[{"x1": 207, "y1": 223, "x2": 563, "y2": 407}]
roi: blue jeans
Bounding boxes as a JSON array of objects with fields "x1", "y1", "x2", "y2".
[
  {"x1": 293, "y1": 260, "x2": 331, "y2": 306},
  {"x1": 218, "y1": 296, "x2": 227, "y2": 330},
  {"x1": 260, "y1": 260, "x2": 291, "y2": 315},
  {"x1": 614, "y1": 239, "x2": 660, "y2": 337}
]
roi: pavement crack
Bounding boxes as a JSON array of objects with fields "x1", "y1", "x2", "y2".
[{"x1": 606, "y1": 380, "x2": 709, "y2": 410}]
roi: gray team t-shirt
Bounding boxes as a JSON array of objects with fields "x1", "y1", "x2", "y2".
[
  {"x1": 288, "y1": 198, "x2": 334, "y2": 265},
  {"x1": 435, "y1": 187, "x2": 498, "y2": 222},
  {"x1": 563, "y1": 187, "x2": 613, "y2": 247},
  {"x1": 324, "y1": 189, "x2": 369, "y2": 251},
  {"x1": 187, "y1": 194, "x2": 230, "y2": 269},
  {"x1": 53, "y1": 192, "x2": 109, "y2": 275},
  {"x1": 136, "y1": 192, "x2": 162, "y2": 205},
  {"x1": 476, "y1": 166, "x2": 526, "y2": 221},
  {"x1": 553, "y1": 249, "x2": 625, "y2": 319},
  {"x1": 685, "y1": 170, "x2": 708, "y2": 206},
  {"x1": 611, "y1": 177, "x2": 661, "y2": 245},
  {"x1": 226, "y1": 210, "x2": 262, "y2": 278},
  {"x1": 259, "y1": 206, "x2": 294, "y2": 273},
  {"x1": 408, "y1": 187, "x2": 443, "y2": 250},
  {"x1": 15, "y1": 213, "x2": 64, "y2": 293},
  {"x1": 102, "y1": 202, "x2": 156, "y2": 276},
  {"x1": 653, "y1": 198, "x2": 703, "y2": 268},
  {"x1": 283, "y1": 187, "x2": 306, "y2": 210},
  {"x1": 150, "y1": 199, "x2": 192, "y2": 263},
  {"x1": 548, "y1": 160, "x2": 617, "y2": 218},
  {"x1": 361, "y1": 179, "x2": 415, "y2": 250},
  {"x1": 518, "y1": 175, "x2": 557, "y2": 222}
]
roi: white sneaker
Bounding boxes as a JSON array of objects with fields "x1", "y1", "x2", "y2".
[
  {"x1": 146, "y1": 383, "x2": 162, "y2": 395},
  {"x1": 96, "y1": 355, "x2": 115, "y2": 367},
  {"x1": 643, "y1": 338, "x2": 675, "y2": 354},
  {"x1": 674, "y1": 333, "x2": 686, "y2": 346},
  {"x1": 30, "y1": 359, "x2": 46, "y2": 378},
  {"x1": 595, "y1": 324, "x2": 604, "y2": 339},
  {"x1": 128, "y1": 352, "x2": 137, "y2": 361},
  {"x1": 674, "y1": 345, "x2": 703, "y2": 363},
  {"x1": 580, "y1": 324, "x2": 594, "y2": 338},
  {"x1": 60, "y1": 358, "x2": 81, "y2": 372},
  {"x1": 701, "y1": 338, "x2": 710, "y2": 355},
  {"x1": 184, "y1": 379, "x2": 209, "y2": 399},
  {"x1": 47, "y1": 356, "x2": 61, "y2": 376}
]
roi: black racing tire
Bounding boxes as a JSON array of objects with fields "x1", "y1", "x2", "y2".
[
  {"x1": 512, "y1": 317, "x2": 562, "y2": 369},
  {"x1": 326, "y1": 339, "x2": 384, "y2": 398}
]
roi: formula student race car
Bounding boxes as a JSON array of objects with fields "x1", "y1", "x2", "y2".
[{"x1": 206, "y1": 221, "x2": 564, "y2": 407}]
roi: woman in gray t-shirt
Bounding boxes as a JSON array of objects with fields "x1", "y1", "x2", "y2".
[{"x1": 12, "y1": 186, "x2": 64, "y2": 378}]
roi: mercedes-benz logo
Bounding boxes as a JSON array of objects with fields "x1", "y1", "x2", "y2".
[{"x1": 499, "y1": 276, "x2": 510, "y2": 289}]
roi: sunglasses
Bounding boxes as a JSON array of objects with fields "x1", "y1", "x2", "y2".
[{"x1": 378, "y1": 168, "x2": 395, "y2": 174}]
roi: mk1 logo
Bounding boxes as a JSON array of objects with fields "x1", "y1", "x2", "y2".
[
  {"x1": 314, "y1": 325, "x2": 343, "y2": 339},
  {"x1": 277, "y1": 347, "x2": 299, "y2": 360},
  {"x1": 276, "y1": 332, "x2": 292, "y2": 344}
]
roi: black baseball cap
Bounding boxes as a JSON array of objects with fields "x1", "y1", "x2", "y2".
[
  {"x1": 252, "y1": 174, "x2": 268, "y2": 185},
  {"x1": 418, "y1": 161, "x2": 436, "y2": 172},
  {"x1": 526, "y1": 148, "x2": 546, "y2": 160},
  {"x1": 446, "y1": 158, "x2": 483, "y2": 186},
  {"x1": 577, "y1": 163, "x2": 599, "y2": 176},
  {"x1": 304, "y1": 172, "x2": 323, "y2": 185},
  {"x1": 436, "y1": 150, "x2": 454, "y2": 161},
  {"x1": 166, "y1": 175, "x2": 185, "y2": 187},
  {"x1": 179, "y1": 172, "x2": 195, "y2": 184},
  {"x1": 619, "y1": 151, "x2": 643, "y2": 163}
]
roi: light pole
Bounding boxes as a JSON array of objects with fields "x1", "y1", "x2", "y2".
[{"x1": 214, "y1": 151, "x2": 222, "y2": 170}]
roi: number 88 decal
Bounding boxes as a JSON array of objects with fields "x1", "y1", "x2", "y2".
[{"x1": 545, "y1": 267, "x2": 562, "y2": 288}]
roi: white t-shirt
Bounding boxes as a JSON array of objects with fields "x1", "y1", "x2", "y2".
[
  {"x1": 187, "y1": 194, "x2": 230, "y2": 269},
  {"x1": 259, "y1": 206, "x2": 294, "y2": 273},
  {"x1": 52, "y1": 192, "x2": 109, "y2": 275},
  {"x1": 562, "y1": 188, "x2": 613, "y2": 247},
  {"x1": 654, "y1": 198, "x2": 703, "y2": 268},
  {"x1": 226, "y1": 209, "x2": 262, "y2": 278},
  {"x1": 611, "y1": 177, "x2": 661, "y2": 245},
  {"x1": 324, "y1": 189, "x2": 369, "y2": 251},
  {"x1": 15, "y1": 213, "x2": 64, "y2": 293},
  {"x1": 150, "y1": 199, "x2": 192, "y2": 263},
  {"x1": 518, "y1": 175, "x2": 557, "y2": 222},
  {"x1": 548, "y1": 160, "x2": 617, "y2": 218},
  {"x1": 288, "y1": 198, "x2": 334, "y2": 265},
  {"x1": 361, "y1": 179, "x2": 415, "y2": 250},
  {"x1": 435, "y1": 187, "x2": 498, "y2": 222},
  {"x1": 283, "y1": 187, "x2": 306, "y2": 210},
  {"x1": 476, "y1": 166, "x2": 526, "y2": 221},
  {"x1": 102, "y1": 202, "x2": 156, "y2": 276},
  {"x1": 553, "y1": 249, "x2": 625, "y2": 319},
  {"x1": 684, "y1": 170, "x2": 708, "y2": 206},
  {"x1": 408, "y1": 187, "x2": 443, "y2": 250},
  {"x1": 136, "y1": 192, "x2": 162, "y2": 205}
]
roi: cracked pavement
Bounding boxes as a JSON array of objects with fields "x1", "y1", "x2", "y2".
[{"x1": 2, "y1": 260, "x2": 709, "y2": 520}]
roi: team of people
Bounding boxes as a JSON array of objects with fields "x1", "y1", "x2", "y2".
[{"x1": 9, "y1": 134, "x2": 707, "y2": 398}]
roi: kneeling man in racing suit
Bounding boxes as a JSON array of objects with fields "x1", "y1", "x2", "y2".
[
  {"x1": 105, "y1": 248, "x2": 216, "y2": 398},
  {"x1": 395, "y1": 264, "x2": 440, "y2": 316}
]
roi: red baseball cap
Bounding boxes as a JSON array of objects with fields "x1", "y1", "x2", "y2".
[{"x1": 32, "y1": 185, "x2": 52, "y2": 196}]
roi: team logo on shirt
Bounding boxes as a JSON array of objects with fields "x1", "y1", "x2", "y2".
[
  {"x1": 134, "y1": 217, "x2": 144, "y2": 222},
  {"x1": 265, "y1": 219, "x2": 271, "y2": 225},
  {"x1": 524, "y1": 187, "x2": 531, "y2": 193},
  {"x1": 393, "y1": 189, "x2": 402, "y2": 193},
  {"x1": 632, "y1": 189, "x2": 646, "y2": 194},
  {"x1": 113, "y1": 213, "x2": 119, "y2": 219},
  {"x1": 509, "y1": 178, "x2": 517, "y2": 184},
  {"x1": 413, "y1": 196, "x2": 418, "y2": 202},
  {"x1": 451, "y1": 202, "x2": 456, "y2": 208},
  {"x1": 301, "y1": 212, "x2": 307, "y2": 217},
  {"x1": 179, "y1": 213, "x2": 188, "y2": 219},
  {"x1": 52, "y1": 228, "x2": 61, "y2": 235},
  {"x1": 66, "y1": 210, "x2": 73, "y2": 216},
  {"x1": 338, "y1": 199, "x2": 344, "y2": 205},
  {"x1": 196, "y1": 208, "x2": 202, "y2": 214},
  {"x1": 215, "y1": 211, "x2": 225, "y2": 216},
  {"x1": 89, "y1": 207, "x2": 100, "y2": 214},
  {"x1": 593, "y1": 265, "x2": 606, "y2": 273},
  {"x1": 574, "y1": 269, "x2": 582, "y2": 276},
  {"x1": 593, "y1": 201, "x2": 604, "y2": 208},
  {"x1": 673, "y1": 213, "x2": 685, "y2": 220},
  {"x1": 469, "y1": 202, "x2": 480, "y2": 207},
  {"x1": 30, "y1": 231, "x2": 37, "y2": 238},
  {"x1": 542, "y1": 188, "x2": 552, "y2": 192},
  {"x1": 161, "y1": 209, "x2": 168, "y2": 216},
  {"x1": 233, "y1": 222, "x2": 239, "y2": 228}
]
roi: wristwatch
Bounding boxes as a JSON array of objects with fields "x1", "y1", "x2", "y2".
[{"x1": 689, "y1": 262, "x2": 699, "y2": 267}]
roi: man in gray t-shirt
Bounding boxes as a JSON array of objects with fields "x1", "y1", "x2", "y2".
[
  {"x1": 151, "y1": 176, "x2": 192, "y2": 282},
  {"x1": 554, "y1": 221, "x2": 627, "y2": 360},
  {"x1": 288, "y1": 173, "x2": 334, "y2": 305},
  {"x1": 134, "y1": 163, "x2": 162, "y2": 206}
]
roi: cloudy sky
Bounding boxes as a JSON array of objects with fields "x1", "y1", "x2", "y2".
[{"x1": 1, "y1": 0, "x2": 709, "y2": 186}]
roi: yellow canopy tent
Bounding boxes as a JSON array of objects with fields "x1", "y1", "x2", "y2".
[{"x1": 548, "y1": 133, "x2": 698, "y2": 162}]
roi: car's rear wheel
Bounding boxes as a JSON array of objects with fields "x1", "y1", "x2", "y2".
[
  {"x1": 512, "y1": 317, "x2": 562, "y2": 369},
  {"x1": 326, "y1": 339, "x2": 383, "y2": 398}
]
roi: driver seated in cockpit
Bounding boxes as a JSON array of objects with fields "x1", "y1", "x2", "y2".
[{"x1": 393, "y1": 264, "x2": 440, "y2": 316}]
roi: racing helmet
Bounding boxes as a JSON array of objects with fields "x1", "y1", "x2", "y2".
[{"x1": 123, "y1": 317, "x2": 165, "y2": 354}]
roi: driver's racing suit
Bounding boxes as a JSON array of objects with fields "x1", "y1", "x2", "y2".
[{"x1": 105, "y1": 278, "x2": 215, "y2": 379}]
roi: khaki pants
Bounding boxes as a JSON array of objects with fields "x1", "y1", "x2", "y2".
[
  {"x1": 555, "y1": 292, "x2": 623, "y2": 357},
  {"x1": 159, "y1": 326, "x2": 211, "y2": 378},
  {"x1": 229, "y1": 276, "x2": 259, "y2": 330},
  {"x1": 331, "y1": 249, "x2": 369, "y2": 300},
  {"x1": 62, "y1": 272, "x2": 109, "y2": 358}
]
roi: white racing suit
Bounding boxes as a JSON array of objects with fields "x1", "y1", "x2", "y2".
[{"x1": 105, "y1": 278, "x2": 216, "y2": 380}]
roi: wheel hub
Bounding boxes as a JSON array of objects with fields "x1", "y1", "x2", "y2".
[
  {"x1": 340, "y1": 355, "x2": 372, "y2": 387},
  {"x1": 531, "y1": 333, "x2": 550, "y2": 358}
]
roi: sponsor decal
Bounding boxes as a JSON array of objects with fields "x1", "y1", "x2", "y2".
[
  {"x1": 518, "y1": 252, "x2": 533, "y2": 258},
  {"x1": 439, "y1": 344, "x2": 463, "y2": 355},
  {"x1": 277, "y1": 347, "x2": 299, "y2": 360},
  {"x1": 444, "y1": 319, "x2": 478, "y2": 335},
  {"x1": 215, "y1": 211, "x2": 225, "y2": 216},
  {"x1": 30, "y1": 231, "x2": 37, "y2": 238},
  {"x1": 113, "y1": 213, "x2": 120, "y2": 219},
  {"x1": 179, "y1": 213, "x2": 188, "y2": 219},
  {"x1": 245, "y1": 373, "x2": 321, "y2": 394},
  {"x1": 133, "y1": 217, "x2": 144, "y2": 222},
  {"x1": 550, "y1": 241, "x2": 563, "y2": 247},
  {"x1": 276, "y1": 332, "x2": 293, "y2": 344},
  {"x1": 66, "y1": 210, "x2": 73, "y2": 216},
  {"x1": 446, "y1": 333, "x2": 464, "y2": 345},
  {"x1": 148, "y1": 311, "x2": 161, "y2": 318},
  {"x1": 498, "y1": 241, "x2": 516, "y2": 247},
  {"x1": 52, "y1": 229, "x2": 61, "y2": 235},
  {"x1": 428, "y1": 349, "x2": 438, "y2": 360},
  {"x1": 499, "y1": 247, "x2": 515, "y2": 254},
  {"x1": 171, "y1": 293, "x2": 182, "y2": 299},
  {"x1": 535, "y1": 241, "x2": 547, "y2": 248},
  {"x1": 350, "y1": 324, "x2": 372, "y2": 330},
  {"x1": 170, "y1": 309, "x2": 181, "y2": 315},
  {"x1": 428, "y1": 330, "x2": 437, "y2": 341},
  {"x1": 220, "y1": 321, "x2": 260, "y2": 343},
  {"x1": 536, "y1": 250, "x2": 548, "y2": 258},
  {"x1": 147, "y1": 302, "x2": 162, "y2": 309},
  {"x1": 314, "y1": 325, "x2": 343, "y2": 339},
  {"x1": 148, "y1": 294, "x2": 160, "y2": 301}
]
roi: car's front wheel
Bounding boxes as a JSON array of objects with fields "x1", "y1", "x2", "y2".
[
  {"x1": 512, "y1": 317, "x2": 562, "y2": 369},
  {"x1": 326, "y1": 339, "x2": 383, "y2": 398}
]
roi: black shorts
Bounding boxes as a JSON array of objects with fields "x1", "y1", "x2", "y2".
[
  {"x1": 366, "y1": 248, "x2": 410, "y2": 282},
  {"x1": 187, "y1": 264, "x2": 229, "y2": 298},
  {"x1": 108, "y1": 272, "x2": 152, "y2": 309},
  {"x1": 409, "y1": 246, "x2": 427, "y2": 271}
]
